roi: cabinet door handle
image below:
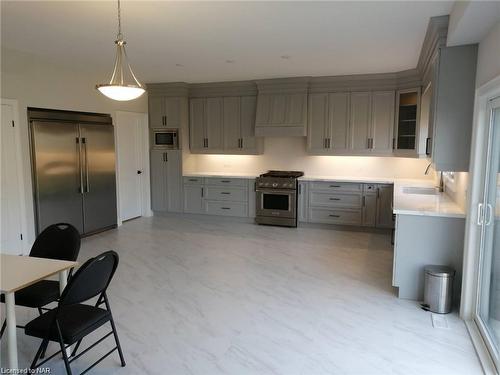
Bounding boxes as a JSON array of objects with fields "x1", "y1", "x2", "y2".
[
  {"x1": 486, "y1": 204, "x2": 493, "y2": 226},
  {"x1": 201, "y1": 187, "x2": 204, "y2": 198},
  {"x1": 392, "y1": 138, "x2": 395, "y2": 150},
  {"x1": 221, "y1": 207, "x2": 231, "y2": 210},
  {"x1": 329, "y1": 198, "x2": 340, "y2": 201},
  {"x1": 324, "y1": 138, "x2": 327, "y2": 149},
  {"x1": 376, "y1": 188, "x2": 380, "y2": 199},
  {"x1": 329, "y1": 214, "x2": 340, "y2": 218},
  {"x1": 425, "y1": 137, "x2": 431, "y2": 155},
  {"x1": 220, "y1": 192, "x2": 231, "y2": 195},
  {"x1": 329, "y1": 185, "x2": 340, "y2": 188},
  {"x1": 221, "y1": 180, "x2": 231, "y2": 183},
  {"x1": 165, "y1": 152, "x2": 168, "y2": 162},
  {"x1": 477, "y1": 203, "x2": 484, "y2": 225}
]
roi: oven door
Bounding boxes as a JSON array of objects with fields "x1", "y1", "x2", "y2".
[{"x1": 256, "y1": 189, "x2": 296, "y2": 219}]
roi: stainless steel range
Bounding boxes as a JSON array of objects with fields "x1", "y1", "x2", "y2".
[{"x1": 255, "y1": 171, "x2": 304, "y2": 227}]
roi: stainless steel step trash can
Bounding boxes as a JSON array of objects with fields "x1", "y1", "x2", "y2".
[{"x1": 423, "y1": 266, "x2": 455, "y2": 314}]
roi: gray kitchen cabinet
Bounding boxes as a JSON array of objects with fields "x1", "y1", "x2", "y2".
[
  {"x1": 376, "y1": 184, "x2": 394, "y2": 228},
  {"x1": 308, "y1": 93, "x2": 349, "y2": 154},
  {"x1": 189, "y1": 98, "x2": 206, "y2": 151},
  {"x1": 255, "y1": 93, "x2": 308, "y2": 137},
  {"x1": 223, "y1": 96, "x2": 263, "y2": 154},
  {"x1": 427, "y1": 44, "x2": 478, "y2": 172},
  {"x1": 150, "y1": 150, "x2": 182, "y2": 212},
  {"x1": 371, "y1": 91, "x2": 394, "y2": 154},
  {"x1": 189, "y1": 97, "x2": 223, "y2": 152},
  {"x1": 183, "y1": 184, "x2": 204, "y2": 214},
  {"x1": 362, "y1": 193, "x2": 377, "y2": 227},
  {"x1": 148, "y1": 96, "x2": 182, "y2": 128},
  {"x1": 308, "y1": 93, "x2": 329, "y2": 151},
  {"x1": 298, "y1": 181, "x2": 308, "y2": 222},
  {"x1": 350, "y1": 92, "x2": 372, "y2": 152},
  {"x1": 206, "y1": 97, "x2": 224, "y2": 149}
]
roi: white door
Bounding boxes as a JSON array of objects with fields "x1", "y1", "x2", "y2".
[
  {"x1": 115, "y1": 112, "x2": 146, "y2": 221},
  {"x1": 1, "y1": 103, "x2": 24, "y2": 254}
]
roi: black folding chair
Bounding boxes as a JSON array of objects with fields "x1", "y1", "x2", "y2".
[
  {"x1": 0, "y1": 223, "x2": 81, "y2": 337},
  {"x1": 25, "y1": 250, "x2": 126, "y2": 375}
]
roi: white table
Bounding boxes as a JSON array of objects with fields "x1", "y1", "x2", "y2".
[{"x1": 0, "y1": 254, "x2": 77, "y2": 369}]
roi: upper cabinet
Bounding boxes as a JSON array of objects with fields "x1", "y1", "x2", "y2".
[
  {"x1": 255, "y1": 78, "x2": 309, "y2": 137},
  {"x1": 148, "y1": 96, "x2": 182, "y2": 129},
  {"x1": 394, "y1": 88, "x2": 420, "y2": 156},
  {"x1": 189, "y1": 95, "x2": 263, "y2": 154},
  {"x1": 422, "y1": 44, "x2": 478, "y2": 172},
  {"x1": 308, "y1": 93, "x2": 349, "y2": 153},
  {"x1": 308, "y1": 91, "x2": 394, "y2": 156}
]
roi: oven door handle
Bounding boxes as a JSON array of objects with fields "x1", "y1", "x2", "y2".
[{"x1": 255, "y1": 189, "x2": 296, "y2": 194}]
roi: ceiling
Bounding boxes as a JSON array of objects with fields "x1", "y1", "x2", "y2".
[{"x1": 1, "y1": 1, "x2": 453, "y2": 84}]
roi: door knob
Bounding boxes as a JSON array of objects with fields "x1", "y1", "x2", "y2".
[{"x1": 137, "y1": 170, "x2": 142, "y2": 175}]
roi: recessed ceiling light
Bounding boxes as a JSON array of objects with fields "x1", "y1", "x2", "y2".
[
  {"x1": 225, "y1": 59, "x2": 235, "y2": 64},
  {"x1": 281, "y1": 55, "x2": 291, "y2": 60}
]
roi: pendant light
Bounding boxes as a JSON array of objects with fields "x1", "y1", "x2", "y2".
[{"x1": 96, "y1": 0, "x2": 145, "y2": 101}]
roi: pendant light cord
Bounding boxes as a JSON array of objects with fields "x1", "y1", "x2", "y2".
[{"x1": 117, "y1": 0, "x2": 122, "y2": 40}]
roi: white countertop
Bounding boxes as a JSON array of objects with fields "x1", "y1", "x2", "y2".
[
  {"x1": 298, "y1": 175, "x2": 395, "y2": 184},
  {"x1": 183, "y1": 172, "x2": 465, "y2": 218},
  {"x1": 183, "y1": 172, "x2": 258, "y2": 179},
  {"x1": 392, "y1": 180, "x2": 465, "y2": 219}
]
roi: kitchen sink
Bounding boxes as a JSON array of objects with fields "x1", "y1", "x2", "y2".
[{"x1": 402, "y1": 187, "x2": 439, "y2": 195}]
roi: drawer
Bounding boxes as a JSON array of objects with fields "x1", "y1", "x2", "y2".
[
  {"x1": 205, "y1": 186, "x2": 247, "y2": 202},
  {"x1": 205, "y1": 177, "x2": 248, "y2": 187},
  {"x1": 309, "y1": 181, "x2": 362, "y2": 193},
  {"x1": 183, "y1": 177, "x2": 204, "y2": 185},
  {"x1": 309, "y1": 208, "x2": 362, "y2": 225},
  {"x1": 205, "y1": 201, "x2": 247, "y2": 217},
  {"x1": 364, "y1": 184, "x2": 377, "y2": 194},
  {"x1": 310, "y1": 192, "x2": 362, "y2": 208}
]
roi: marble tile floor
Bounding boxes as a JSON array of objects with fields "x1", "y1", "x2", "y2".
[{"x1": 1, "y1": 215, "x2": 482, "y2": 375}]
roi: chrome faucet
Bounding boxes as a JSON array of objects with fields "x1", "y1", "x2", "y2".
[{"x1": 424, "y1": 163, "x2": 444, "y2": 192}]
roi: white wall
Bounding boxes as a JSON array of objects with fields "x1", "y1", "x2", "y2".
[
  {"x1": 187, "y1": 137, "x2": 434, "y2": 179},
  {"x1": 476, "y1": 20, "x2": 500, "y2": 88},
  {"x1": 1, "y1": 47, "x2": 148, "y2": 245}
]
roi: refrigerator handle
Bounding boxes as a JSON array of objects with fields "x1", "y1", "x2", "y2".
[
  {"x1": 83, "y1": 137, "x2": 90, "y2": 193},
  {"x1": 77, "y1": 137, "x2": 84, "y2": 194}
]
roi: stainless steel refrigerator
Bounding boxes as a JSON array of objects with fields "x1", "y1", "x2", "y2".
[{"x1": 29, "y1": 108, "x2": 117, "y2": 236}]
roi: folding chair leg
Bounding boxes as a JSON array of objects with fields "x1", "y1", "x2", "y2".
[
  {"x1": 56, "y1": 322, "x2": 72, "y2": 375},
  {"x1": 109, "y1": 316, "x2": 126, "y2": 367},
  {"x1": 37, "y1": 307, "x2": 43, "y2": 315},
  {"x1": 71, "y1": 338, "x2": 83, "y2": 357},
  {"x1": 0, "y1": 319, "x2": 6, "y2": 339},
  {"x1": 30, "y1": 339, "x2": 48, "y2": 369}
]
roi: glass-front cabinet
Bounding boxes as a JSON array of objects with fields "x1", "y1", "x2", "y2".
[{"x1": 394, "y1": 88, "x2": 420, "y2": 156}]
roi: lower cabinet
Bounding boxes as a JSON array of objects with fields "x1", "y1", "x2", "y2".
[
  {"x1": 305, "y1": 181, "x2": 394, "y2": 228},
  {"x1": 183, "y1": 178, "x2": 204, "y2": 214},
  {"x1": 150, "y1": 150, "x2": 182, "y2": 212},
  {"x1": 183, "y1": 177, "x2": 250, "y2": 217}
]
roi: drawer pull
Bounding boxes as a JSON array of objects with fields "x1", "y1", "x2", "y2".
[
  {"x1": 221, "y1": 207, "x2": 231, "y2": 210},
  {"x1": 329, "y1": 185, "x2": 341, "y2": 188},
  {"x1": 220, "y1": 192, "x2": 231, "y2": 195},
  {"x1": 329, "y1": 198, "x2": 341, "y2": 201},
  {"x1": 189, "y1": 179, "x2": 198, "y2": 182},
  {"x1": 221, "y1": 180, "x2": 231, "y2": 183},
  {"x1": 329, "y1": 214, "x2": 340, "y2": 218}
]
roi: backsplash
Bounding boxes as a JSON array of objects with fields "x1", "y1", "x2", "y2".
[{"x1": 184, "y1": 137, "x2": 435, "y2": 179}]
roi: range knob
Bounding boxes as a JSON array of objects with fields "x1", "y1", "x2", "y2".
[
  {"x1": 264, "y1": 182, "x2": 270, "y2": 187},
  {"x1": 272, "y1": 183, "x2": 278, "y2": 187}
]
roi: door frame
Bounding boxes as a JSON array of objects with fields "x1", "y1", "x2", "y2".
[
  {"x1": 460, "y1": 74, "x2": 500, "y2": 374},
  {"x1": 0, "y1": 98, "x2": 29, "y2": 254},
  {"x1": 114, "y1": 111, "x2": 152, "y2": 226}
]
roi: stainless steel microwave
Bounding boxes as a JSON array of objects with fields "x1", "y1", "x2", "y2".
[{"x1": 151, "y1": 128, "x2": 179, "y2": 149}]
